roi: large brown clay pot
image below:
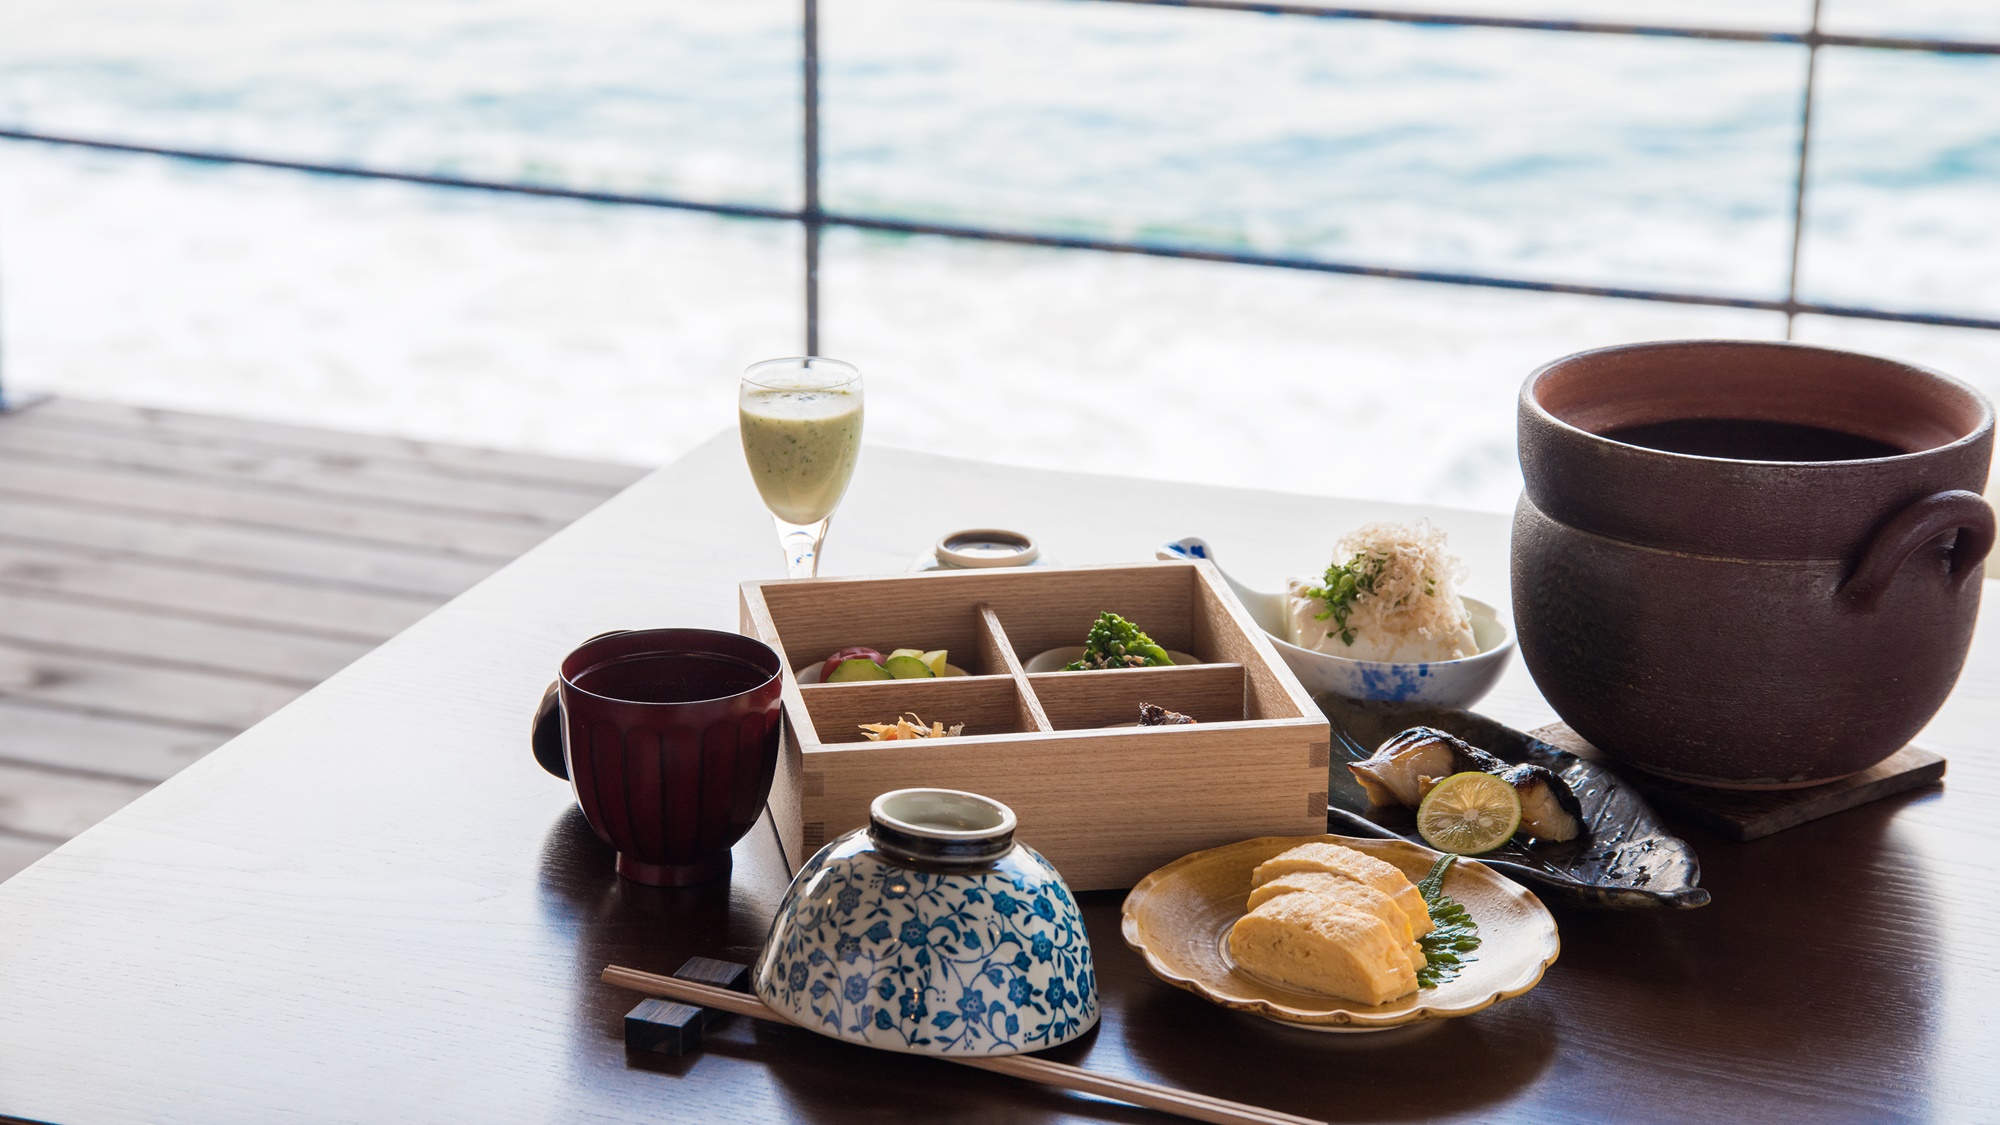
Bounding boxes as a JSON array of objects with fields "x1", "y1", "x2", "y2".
[{"x1": 1513, "y1": 340, "x2": 1995, "y2": 789}]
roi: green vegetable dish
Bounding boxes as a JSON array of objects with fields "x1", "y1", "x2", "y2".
[
  {"x1": 1415, "y1": 855, "x2": 1481, "y2": 988},
  {"x1": 1065, "y1": 612, "x2": 1174, "y2": 671}
]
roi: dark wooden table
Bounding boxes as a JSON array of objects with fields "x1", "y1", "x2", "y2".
[{"x1": 1, "y1": 433, "x2": 1993, "y2": 1123}]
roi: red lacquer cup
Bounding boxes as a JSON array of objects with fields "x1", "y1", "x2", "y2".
[{"x1": 531, "y1": 629, "x2": 783, "y2": 886}]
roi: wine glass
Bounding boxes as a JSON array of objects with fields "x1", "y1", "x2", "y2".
[{"x1": 739, "y1": 357, "x2": 864, "y2": 579}]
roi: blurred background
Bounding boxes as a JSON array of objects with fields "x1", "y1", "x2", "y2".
[
  {"x1": 0, "y1": 0, "x2": 1995, "y2": 879},
  {"x1": 1, "y1": 0, "x2": 1997, "y2": 511}
]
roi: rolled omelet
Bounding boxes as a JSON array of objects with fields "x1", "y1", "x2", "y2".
[
  {"x1": 1245, "y1": 872, "x2": 1424, "y2": 975},
  {"x1": 1250, "y1": 842, "x2": 1432, "y2": 938},
  {"x1": 1228, "y1": 893, "x2": 1417, "y2": 1005}
]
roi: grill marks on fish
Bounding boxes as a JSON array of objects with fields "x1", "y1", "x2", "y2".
[
  {"x1": 1348, "y1": 726, "x2": 1585, "y2": 843},
  {"x1": 1492, "y1": 762, "x2": 1585, "y2": 843},
  {"x1": 1345, "y1": 726, "x2": 1505, "y2": 807}
]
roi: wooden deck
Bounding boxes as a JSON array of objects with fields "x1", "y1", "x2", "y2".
[{"x1": 0, "y1": 397, "x2": 647, "y2": 880}]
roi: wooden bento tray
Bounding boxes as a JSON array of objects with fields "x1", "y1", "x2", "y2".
[{"x1": 740, "y1": 561, "x2": 1331, "y2": 891}]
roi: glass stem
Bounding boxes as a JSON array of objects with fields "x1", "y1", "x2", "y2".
[{"x1": 775, "y1": 514, "x2": 832, "y2": 579}]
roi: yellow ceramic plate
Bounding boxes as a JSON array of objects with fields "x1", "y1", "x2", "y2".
[{"x1": 1122, "y1": 834, "x2": 1559, "y2": 1031}]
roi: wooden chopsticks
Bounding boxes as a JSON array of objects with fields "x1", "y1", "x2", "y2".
[{"x1": 601, "y1": 965, "x2": 1323, "y2": 1125}]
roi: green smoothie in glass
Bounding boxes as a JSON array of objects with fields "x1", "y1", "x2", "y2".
[{"x1": 739, "y1": 358, "x2": 864, "y2": 578}]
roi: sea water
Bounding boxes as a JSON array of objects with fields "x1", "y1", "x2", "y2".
[{"x1": 0, "y1": 0, "x2": 1993, "y2": 515}]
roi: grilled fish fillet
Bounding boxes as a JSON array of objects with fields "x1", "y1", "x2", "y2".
[
  {"x1": 1347, "y1": 726, "x2": 1506, "y2": 807},
  {"x1": 1494, "y1": 762, "x2": 1584, "y2": 842},
  {"x1": 1348, "y1": 726, "x2": 1585, "y2": 842}
]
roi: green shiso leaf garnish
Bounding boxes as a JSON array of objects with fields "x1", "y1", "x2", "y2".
[
  {"x1": 1416, "y1": 854, "x2": 1480, "y2": 989},
  {"x1": 1302, "y1": 552, "x2": 1386, "y2": 646}
]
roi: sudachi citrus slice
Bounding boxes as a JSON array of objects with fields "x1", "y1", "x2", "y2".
[{"x1": 1416, "y1": 771, "x2": 1521, "y2": 855}]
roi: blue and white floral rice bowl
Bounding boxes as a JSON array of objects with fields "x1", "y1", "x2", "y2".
[
  {"x1": 1157, "y1": 536, "x2": 1514, "y2": 710},
  {"x1": 753, "y1": 788, "x2": 1099, "y2": 1057}
]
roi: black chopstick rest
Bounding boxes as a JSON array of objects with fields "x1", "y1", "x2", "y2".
[
  {"x1": 623, "y1": 957, "x2": 751, "y2": 1057},
  {"x1": 623, "y1": 998, "x2": 705, "y2": 1056}
]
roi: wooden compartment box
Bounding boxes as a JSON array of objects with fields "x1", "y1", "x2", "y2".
[{"x1": 739, "y1": 561, "x2": 1331, "y2": 890}]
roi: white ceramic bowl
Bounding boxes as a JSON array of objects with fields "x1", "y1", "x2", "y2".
[
  {"x1": 1268, "y1": 596, "x2": 1513, "y2": 708},
  {"x1": 1157, "y1": 537, "x2": 1515, "y2": 710},
  {"x1": 1021, "y1": 647, "x2": 1202, "y2": 674},
  {"x1": 796, "y1": 660, "x2": 970, "y2": 685}
]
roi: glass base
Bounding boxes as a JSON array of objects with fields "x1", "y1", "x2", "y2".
[{"x1": 775, "y1": 514, "x2": 832, "y2": 579}]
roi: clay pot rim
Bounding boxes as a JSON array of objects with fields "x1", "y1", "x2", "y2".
[{"x1": 1523, "y1": 339, "x2": 1995, "y2": 467}]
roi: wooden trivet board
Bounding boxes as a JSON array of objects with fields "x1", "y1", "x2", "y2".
[{"x1": 1530, "y1": 724, "x2": 1945, "y2": 842}]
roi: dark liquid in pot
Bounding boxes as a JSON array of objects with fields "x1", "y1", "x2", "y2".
[
  {"x1": 574, "y1": 652, "x2": 770, "y2": 703},
  {"x1": 1601, "y1": 418, "x2": 1909, "y2": 462}
]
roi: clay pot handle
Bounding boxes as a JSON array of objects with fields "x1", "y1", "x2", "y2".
[{"x1": 1840, "y1": 490, "x2": 1996, "y2": 612}]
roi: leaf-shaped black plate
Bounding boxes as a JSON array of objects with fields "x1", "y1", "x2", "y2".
[{"x1": 1317, "y1": 695, "x2": 1710, "y2": 910}]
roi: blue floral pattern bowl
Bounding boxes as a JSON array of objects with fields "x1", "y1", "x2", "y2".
[{"x1": 753, "y1": 789, "x2": 1099, "y2": 1057}]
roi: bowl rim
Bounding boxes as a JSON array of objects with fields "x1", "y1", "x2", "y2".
[
  {"x1": 1020, "y1": 646, "x2": 1205, "y2": 674},
  {"x1": 1522, "y1": 338, "x2": 1994, "y2": 467},
  {"x1": 870, "y1": 788, "x2": 1018, "y2": 846},
  {"x1": 559, "y1": 627, "x2": 783, "y2": 702},
  {"x1": 1264, "y1": 595, "x2": 1515, "y2": 671}
]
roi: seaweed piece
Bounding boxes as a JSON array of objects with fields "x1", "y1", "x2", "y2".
[{"x1": 1138, "y1": 703, "x2": 1197, "y2": 726}]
